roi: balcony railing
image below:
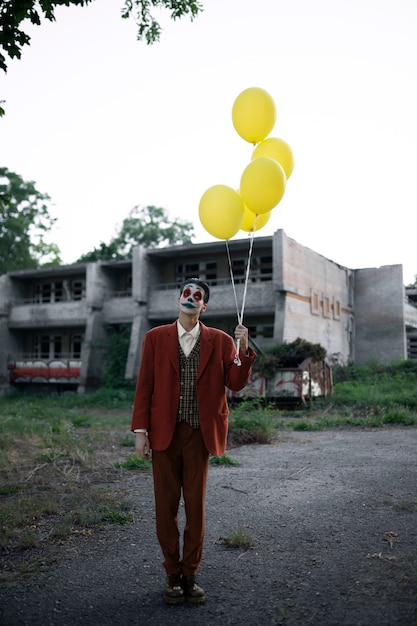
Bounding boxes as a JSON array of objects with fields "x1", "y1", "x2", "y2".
[
  {"x1": 108, "y1": 289, "x2": 132, "y2": 298},
  {"x1": 12, "y1": 295, "x2": 85, "y2": 306},
  {"x1": 152, "y1": 274, "x2": 273, "y2": 291},
  {"x1": 405, "y1": 295, "x2": 417, "y2": 309}
]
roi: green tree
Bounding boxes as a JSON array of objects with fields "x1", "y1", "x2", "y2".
[
  {"x1": 0, "y1": 0, "x2": 203, "y2": 73},
  {"x1": 76, "y1": 205, "x2": 194, "y2": 262},
  {"x1": 0, "y1": 167, "x2": 61, "y2": 273}
]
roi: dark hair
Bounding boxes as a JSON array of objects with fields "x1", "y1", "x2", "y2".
[{"x1": 179, "y1": 278, "x2": 210, "y2": 304}]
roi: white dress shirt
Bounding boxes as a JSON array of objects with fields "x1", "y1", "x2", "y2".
[{"x1": 177, "y1": 320, "x2": 200, "y2": 357}]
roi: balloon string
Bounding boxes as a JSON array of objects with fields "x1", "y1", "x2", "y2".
[
  {"x1": 240, "y1": 229, "x2": 255, "y2": 324},
  {"x1": 225, "y1": 240, "x2": 241, "y2": 365},
  {"x1": 226, "y1": 224, "x2": 256, "y2": 366},
  {"x1": 226, "y1": 240, "x2": 241, "y2": 323}
]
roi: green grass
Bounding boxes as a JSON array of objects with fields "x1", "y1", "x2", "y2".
[
  {"x1": 119, "y1": 435, "x2": 136, "y2": 447},
  {"x1": 114, "y1": 453, "x2": 152, "y2": 469},
  {"x1": 219, "y1": 526, "x2": 254, "y2": 549},
  {"x1": 331, "y1": 360, "x2": 417, "y2": 409},
  {"x1": 0, "y1": 359, "x2": 416, "y2": 563},
  {"x1": 210, "y1": 454, "x2": 241, "y2": 466},
  {"x1": 228, "y1": 399, "x2": 277, "y2": 444},
  {"x1": 0, "y1": 390, "x2": 137, "y2": 559}
]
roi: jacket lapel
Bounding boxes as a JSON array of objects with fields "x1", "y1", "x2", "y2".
[
  {"x1": 197, "y1": 323, "x2": 214, "y2": 379},
  {"x1": 167, "y1": 321, "x2": 180, "y2": 376}
]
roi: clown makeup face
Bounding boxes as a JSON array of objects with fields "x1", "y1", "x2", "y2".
[{"x1": 179, "y1": 283, "x2": 207, "y2": 315}]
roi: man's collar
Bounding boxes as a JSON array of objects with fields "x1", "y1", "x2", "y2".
[{"x1": 177, "y1": 320, "x2": 200, "y2": 338}]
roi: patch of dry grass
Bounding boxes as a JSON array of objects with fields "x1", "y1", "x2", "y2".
[{"x1": 0, "y1": 397, "x2": 136, "y2": 577}]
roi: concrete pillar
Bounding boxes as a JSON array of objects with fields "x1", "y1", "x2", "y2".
[
  {"x1": 125, "y1": 246, "x2": 150, "y2": 382},
  {"x1": 0, "y1": 275, "x2": 17, "y2": 394},
  {"x1": 78, "y1": 263, "x2": 107, "y2": 392},
  {"x1": 78, "y1": 309, "x2": 107, "y2": 392},
  {"x1": 125, "y1": 308, "x2": 149, "y2": 382}
]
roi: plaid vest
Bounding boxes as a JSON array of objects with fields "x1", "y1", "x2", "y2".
[{"x1": 177, "y1": 336, "x2": 200, "y2": 428}]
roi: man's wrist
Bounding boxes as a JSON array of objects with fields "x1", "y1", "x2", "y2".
[{"x1": 134, "y1": 428, "x2": 148, "y2": 436}]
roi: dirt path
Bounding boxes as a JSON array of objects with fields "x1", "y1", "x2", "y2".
[{"x1": 1, "y1": 428, "x2": 417, "y2": 625}]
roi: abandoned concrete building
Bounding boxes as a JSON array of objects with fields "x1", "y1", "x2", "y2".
[{"x1": 1, "y1": 229, "x2": 417, "y2": 394}]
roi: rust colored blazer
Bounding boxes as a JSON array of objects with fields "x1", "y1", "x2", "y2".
[{"x1": 131, "y1": 321, "x2": 255, "y2": 456}]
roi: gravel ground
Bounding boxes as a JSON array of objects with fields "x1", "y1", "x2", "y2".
[{"x1": 1, "y1": 427, "x2": 417, "y2": 626}]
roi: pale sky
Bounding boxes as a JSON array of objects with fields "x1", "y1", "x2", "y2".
[{"x1": 1, "y1": 0, "x2": 416, "y2": 284}]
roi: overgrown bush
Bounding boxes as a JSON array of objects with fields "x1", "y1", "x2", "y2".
[
  {"x1": 333, "y1": 358, "x2": 417, "y2": 385},
  {"x1": 228, "y1": 399, "x2": 276, "y2": 445},
  {"x1": 331, "y1": 359, "x2": 417, "y2": 410},
  {"x1": 253, "y1": 337, "x2": 327, "y2": 378},
  {"x1": 102, "y1": 323, "x2": 133, "y2": 389}
]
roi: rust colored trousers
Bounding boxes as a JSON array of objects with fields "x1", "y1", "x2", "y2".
[{"x1": 151, "y1": 421, "x2": 210, "y2": 576}]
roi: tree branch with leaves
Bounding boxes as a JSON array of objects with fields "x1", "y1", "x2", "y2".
[
  {"x1": 76, "y1": 205, "x2": 195, "y2": 262},
  {"x1": 0, "y1": 0, "x2": 204, "y2": 74},
  {"x1": 0, "y1": 167, "x2": 61, "y2": 273}
]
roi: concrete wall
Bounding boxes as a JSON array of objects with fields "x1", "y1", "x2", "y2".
[
  {"x1": 103, "y1": 298, "x2": 136, "y2": 324},
  {"x1": 8, "y1": 301, "x2": 88, "y2": 328},
  {"x1": 274, "y1": 230, "x2": 353, "y2": 363},
  {"x1": 147, "y1": 282, "x2": 276, "y2": 320},
  {"x1": 354, "y1": 265, "x2": 406, "y2": 364}
]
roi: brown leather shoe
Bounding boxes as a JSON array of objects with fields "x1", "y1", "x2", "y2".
[
  {"x1": 182, "y1": 575, "x2": 206, "y2": 605},
  {"x1": 164, "y1": 574, "x2": 186, "y2": 605}
]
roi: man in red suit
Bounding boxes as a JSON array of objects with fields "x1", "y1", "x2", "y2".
[{"x1": 132, "y1": 278, "x2": 255, "y2": 605}]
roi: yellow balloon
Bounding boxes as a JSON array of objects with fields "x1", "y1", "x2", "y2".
[
  {"x1": 199, "y1": 185, "x2": 244, "y2": 240},
  {"x1": 241, "y1": 206, "x2": 271, "y2": 233},
  {"x1": 252, "y1": 137, "x2": 295, "y2": 179},
  {"x1": 232, "y1": 87, "x2": 276, "y2": 144},
  {"x1": 240, "y1": 157, "x2": 286, "y2": 214}
]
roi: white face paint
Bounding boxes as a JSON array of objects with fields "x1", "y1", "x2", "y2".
[{"x1": 179, "y1": 284, "x2": 206, "y2": 315}]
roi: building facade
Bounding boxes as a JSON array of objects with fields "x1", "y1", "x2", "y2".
[{"x1": 1, "y1": 229, "x2": 417, "y2": 394}]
